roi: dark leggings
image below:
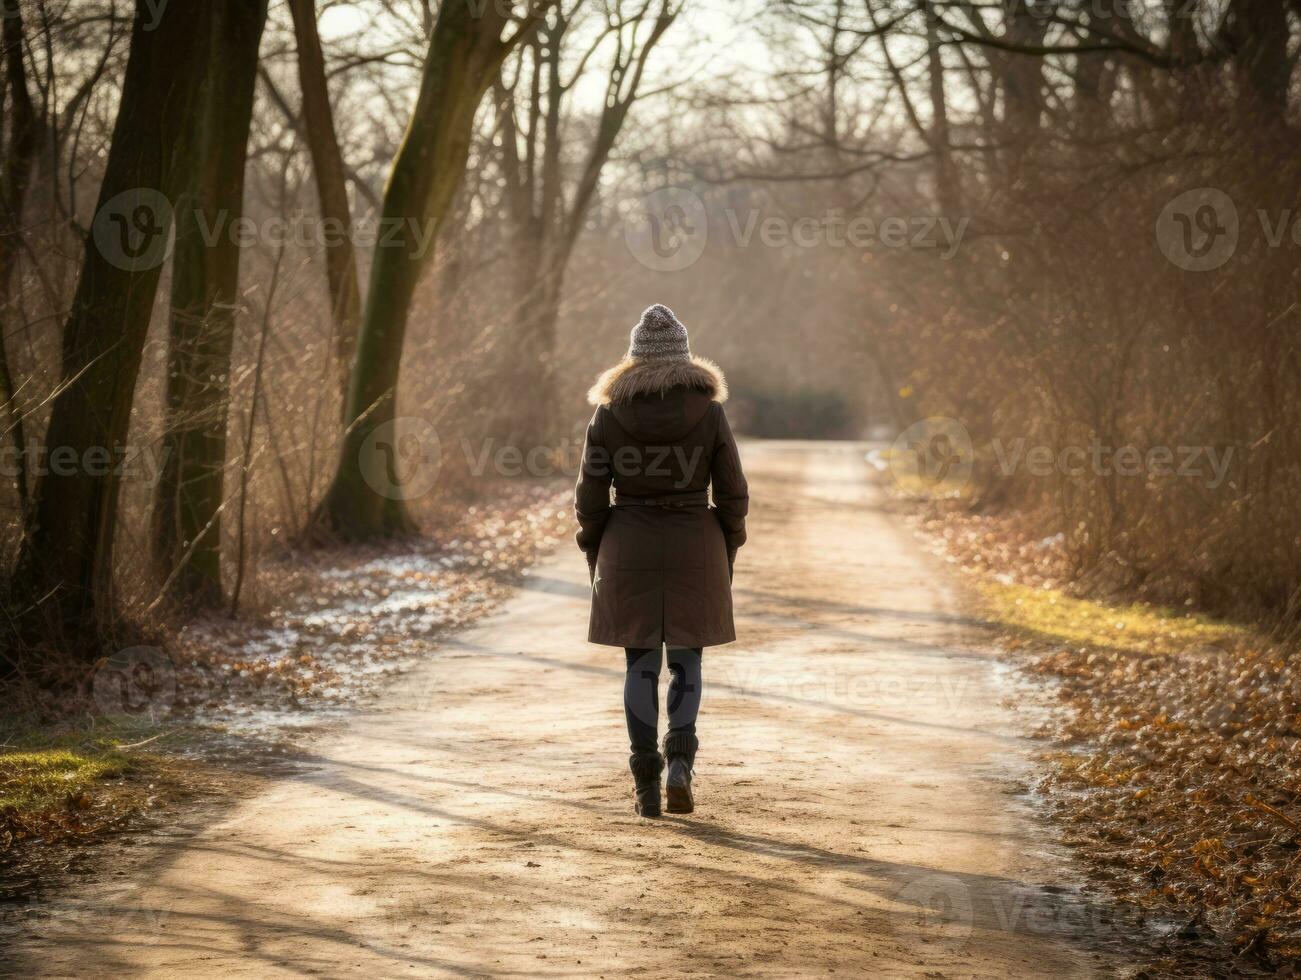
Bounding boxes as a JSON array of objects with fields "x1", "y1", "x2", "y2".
[{"x1": 623, "y1": 646, "x2": 703, "y2": 755}]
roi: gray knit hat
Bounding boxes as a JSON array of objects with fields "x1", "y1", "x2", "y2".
[{"x1": 628, "y1": 304, "x2": 690, "y2": 362}]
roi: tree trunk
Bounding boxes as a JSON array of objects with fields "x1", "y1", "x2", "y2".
[
  {"x1": 0, "y1": 0, "x2": 41, "y2": 514},
  {"x1": 482, "y1": 54, "x2": 550, "y2": 445},
  {"x1": 151, "y1": 0, "x2": 268, "y2": 607},
  {"x1": 11, "y1": 1, "x2": 216, "y2": 654},
  {"x1": 1225, "y1": 0, "x2": 1291, "y2": 124},
  {"x1": 1001, "y1": 3, "x2": 1048, "y2": 141},
  {"x1": 314, "y1": 3, "x2": 530, "y2": 539},
  {"x1": 509, "y1": 99, "x2": 638, "y2": 441},
  {"x1": 924, "y1": 4, "x2": 960, "y2": 217},
  {"x1": 287, "y1": 0, "x2": 361, "y2": 408}
]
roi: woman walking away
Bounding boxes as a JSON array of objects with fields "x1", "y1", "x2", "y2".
[{"x1": 575, "y1": 304, "x2": 749, "y2": 817}]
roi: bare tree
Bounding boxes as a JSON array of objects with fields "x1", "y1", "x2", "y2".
[
  {"x1": 150, "y1": 0, "x2": 270, "y2": 607},
  {"x1": 12, "y1": 0, "x2": 222, "y2": 653},
  {"x1": 287, "y1": 0, "x2": 362, "y2": 407},
  {"x1": 493, "y1": 0, "x2": 679, "y2": 437},
  {"x1": 314, "y1": 1, "x2": 545, "y2": 539},
  {"x1": 0, "y1": 0, "x2": 43, "y2": 513}
]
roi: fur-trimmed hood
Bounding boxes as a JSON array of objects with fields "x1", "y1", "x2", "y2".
[{"x1": 587, "y1": 356, "x2": 728, "y2": 407}]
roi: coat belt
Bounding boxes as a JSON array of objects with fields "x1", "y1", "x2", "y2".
[{"x1": 613, "y1": 490, "x2": 709, "y2": 509}]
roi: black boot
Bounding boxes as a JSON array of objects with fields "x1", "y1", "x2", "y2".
[
  {"x1": 629, "y1": 751, "x2": 663, "y2": 817},
  {"x1": 663, "y1": 730, "x2": 698, "y2": 814}
]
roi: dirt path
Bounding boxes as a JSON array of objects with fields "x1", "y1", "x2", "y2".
[{"x1": 7, "y1": 442, "x2": 1137, "y2": 977}]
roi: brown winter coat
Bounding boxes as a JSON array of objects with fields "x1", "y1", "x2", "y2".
[{"x1": 575, "y1": 357, "x2": 748, "y2": 648}]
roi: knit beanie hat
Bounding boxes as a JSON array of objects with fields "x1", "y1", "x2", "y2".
[{"x1": 627, "y1": 304, "x2": 690, "y2": 362}]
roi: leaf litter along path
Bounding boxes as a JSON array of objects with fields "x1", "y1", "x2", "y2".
[{"x1": 6, "y1": 442, "x2": 1147, "y2": 977}]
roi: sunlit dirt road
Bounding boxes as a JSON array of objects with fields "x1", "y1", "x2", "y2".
[{"x1": 7, "y1": 442, "x2": 1137, "y2": 977}]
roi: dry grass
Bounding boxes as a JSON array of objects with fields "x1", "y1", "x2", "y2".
[{"x1": 913, "y1": 505, "x2": 1301, "y2": 970}]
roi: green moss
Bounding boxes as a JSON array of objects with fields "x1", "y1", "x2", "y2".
[
  {"x1": 980, "y1": 581, "x2": 1250, "y2": 656},
  {"x1": 0, "y1": 748, "x2": 131, "y2": 813}
]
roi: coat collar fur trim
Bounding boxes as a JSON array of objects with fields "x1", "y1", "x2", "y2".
[{"x1": 587, "y1": 356, "x2": 728, "y2": 407}]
